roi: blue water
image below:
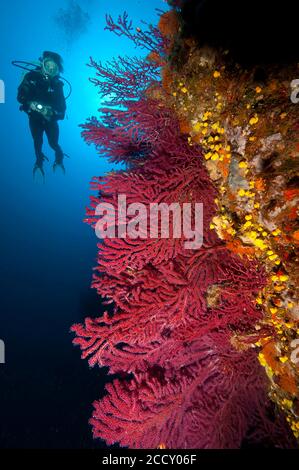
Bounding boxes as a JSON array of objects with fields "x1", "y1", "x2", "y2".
[{"x1": 0, "y1": 0, "x2": 164, "y2": 448}]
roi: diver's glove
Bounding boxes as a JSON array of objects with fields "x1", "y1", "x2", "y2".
[{"x1": 41, "y1": 105, "x2": 54, "y2": 120}]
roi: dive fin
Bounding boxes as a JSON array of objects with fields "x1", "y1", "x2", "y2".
[
  {"x1": 53, "y1": 150, "x2": 67, "y2": 174},
  {"x1": 33, "y1": 153, "x2": 48, "y2": 182},
  {"x1": 53, "y1": 161, "x2": 66, "y2": 175}
]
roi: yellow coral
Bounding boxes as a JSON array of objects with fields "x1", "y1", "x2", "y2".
[{"x1": 249, "y1": 115, "x2": 259, "y2": 125}]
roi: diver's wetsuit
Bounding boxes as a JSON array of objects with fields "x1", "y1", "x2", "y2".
[{"x1": 17, "y1": 69, "x2": 66, "y2": 169}]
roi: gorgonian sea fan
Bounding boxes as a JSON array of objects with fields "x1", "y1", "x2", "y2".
[{"x1": 72, "y1": 11, "x2": 293, "y2": 448}]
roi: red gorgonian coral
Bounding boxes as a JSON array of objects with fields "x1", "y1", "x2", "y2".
[{"x1": 72, "y1": 11, "x2": 293, "y2": 448}]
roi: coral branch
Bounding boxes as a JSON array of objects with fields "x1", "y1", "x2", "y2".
[
  {"x1": 105, "y1": 12, "x2": 167, "y2": 55},
  {"x1": 72, "y1": 8, "x2": 294, "y2": 449}
]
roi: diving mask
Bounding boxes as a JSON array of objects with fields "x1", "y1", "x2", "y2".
[{"x1": 42, "y1": 59, "x2": 59, "y2": 78}]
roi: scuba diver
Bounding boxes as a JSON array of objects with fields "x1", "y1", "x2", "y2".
[{"x1": 17, "y1": 51, "x2": 67, "y2": 177}]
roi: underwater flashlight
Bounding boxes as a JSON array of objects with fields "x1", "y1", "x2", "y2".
[{"x1": 37, "y1": 104, "x2": 43, "y2": 111}]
